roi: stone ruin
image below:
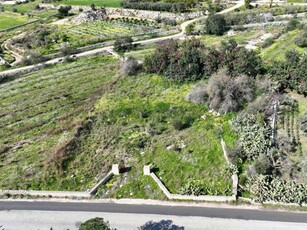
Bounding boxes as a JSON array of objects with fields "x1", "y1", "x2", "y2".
[{"x1": 71, "y1": 10, "x2": 107, "y2": 24}]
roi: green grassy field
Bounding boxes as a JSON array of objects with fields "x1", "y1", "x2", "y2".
[
  {"x1": 199, "y1": 26, "x2": 283, "y2": 47},
  {"x1": 0, "y1": 54, "x2": 119, "y2": 190},
  {"x1": 3, "y1": 0, "x2": 40, "y2": 13},
  {"x1": 261, "y1": 29, "x2": 306, "y2": 62},
  {"x1": 64, "y1": 73, "x2": 235, "y2": 198},
  {"x1": 0, "y1": 12, "x2": 30, "y2": 30},
  {"x1": 287, "y1": 0, "x2": 307, "y2": 3},
  {"x1": 0, "y1": 53, "x2": 235, "y2": 197},
  {"x1": 62, "y1": 0, "x2": 121, "y2": 7}
]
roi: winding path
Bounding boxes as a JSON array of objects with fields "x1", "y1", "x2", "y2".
[{"x1": 0, "y1": 1, "x2": 244, "y2": 77}]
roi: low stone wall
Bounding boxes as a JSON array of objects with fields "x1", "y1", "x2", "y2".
[
  {"x1": 144, "y1": 165, "x2": 236, "y2": 202},
  {"x1": 39, "y1": 4, "x2": 206, "y2": 22},
  {"x1": 0, "y1": 164, "x2": 120, "y2": 198},
  {"x1": 144, "y1": 138, "x2": 239, "y2": 202},
  {"x1": 0, "y1": 190, "x2": 90, "y2": 198},
  {"x1": 0, "y1": 20, "x2": 38, "y2": 32},
  {"x1": 104, "y1": 7, "x2": 206, "y2": 22}
]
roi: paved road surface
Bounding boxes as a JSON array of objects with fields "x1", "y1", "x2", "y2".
[
  {"x1": 0, "y1": 201, "x2": 306, "y2": 223},
  {"x1": 1, "y1": 201, "x2": 307, "y2": 230},
  {"x1": 1, "y1": 210, "x2": 307, "y2": 230}
]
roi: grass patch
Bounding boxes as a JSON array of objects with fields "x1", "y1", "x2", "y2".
[
  {"x1": 62, "y1": 0, "x2": 122, "y2": 7},
  {"x1": 0, "y1": 54, "x2": 119, "y2": 190},
  {"x1": 287, "y1": 0, "x2": 307, "y2": 3},
  {"x1": 261, "y1": 29, "x2": 305, "y2": 62},
  {"x1": 0, "y1": 54, "x2": 235, "y2": 198},
  {"x1": 0, "y1": 12, "x2": 30, "y2": 30},
  {"x1": 3, "y1": 0, "x2": 40, "y2": 14},
  {"x1": 53, "y1": 73, "x2": 235, "y2": 198}
]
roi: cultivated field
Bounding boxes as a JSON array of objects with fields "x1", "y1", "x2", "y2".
[
  {"x1": 62, "y1": 0, "x2": 121, "y2": 7},
  {"x1": 261, "y1": 29, "x2": 306, "y2": 62},
  {"x1": 73, "y1": 74, "x2": 235, "y2": 198},
  {"x1": 0, "y1": 12, "x2": 30, "y2": 30},
  {"x1": 0, "y1": 53, "x2": 234, "y2": 198},
  {"x1": 0, "y1": 54, "x2": 119, "y2": 190}
]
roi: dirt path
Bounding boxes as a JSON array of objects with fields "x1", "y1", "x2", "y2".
[
  {"x1": 3, "y1": 39, "x2": 23, "y2": 66},
  {"x1": 288, "y1": 91, "x2": 307, "y2": 154},
  {"x1": 0, "y1": 1, "x2": 244, "y2": 77}
]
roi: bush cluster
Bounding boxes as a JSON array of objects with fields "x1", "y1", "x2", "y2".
[
  {"x1": 121, "y1": 0, "x2": 187, "y2": 13},
  {"x1": 269, "y1": 49, "x2": 307, "y2": 96},
  {"x1": 144, "y1": 39, "x2": 262, "y2": 82},
  {"x1": 249, "y1": 175, "x2": 307, "y2": 204}
]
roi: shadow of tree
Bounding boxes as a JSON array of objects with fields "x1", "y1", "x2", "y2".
[{"x1": 138, "y1": 219, "x2": 184, "y2": 230}]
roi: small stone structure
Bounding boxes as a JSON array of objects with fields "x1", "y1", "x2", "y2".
[
  {"x1": 0, "y1": 164, "x2": 123, "y2": 198},
  {"x1": 144, "y1": 139, "x2": 239, "y2": 201},
  {"x1": 71, "y1": 10, "x2": 107, "y2": 24},
  {"x1": 144, "y1": 165, "x2": 237, "y2": 202},
  {"x1": 112, "y1": 164, "x2": 120, "y2": 175},
  {"x1": 143, "y1": 164, "x2": 153, "y2": 175},
  {"x1": 39, "y1": 4, "x2": 206, "y2": 22}
]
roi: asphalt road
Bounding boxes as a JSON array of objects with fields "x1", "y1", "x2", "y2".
[{"x1": 0, "y1": 201, "x2": 306, "y2": 223}]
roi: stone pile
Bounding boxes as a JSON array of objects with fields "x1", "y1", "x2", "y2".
[{"x1": 71, "y1": 10, "x2": 107, "y2": 24}]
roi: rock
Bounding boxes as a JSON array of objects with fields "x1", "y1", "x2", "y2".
[{"x1": 71, "y1": 10, "x2": 107, "y2": 24}]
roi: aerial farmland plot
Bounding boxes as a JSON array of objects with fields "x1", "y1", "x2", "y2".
[
  {"x1": 0, "y1": 12, "x2": 30, "y2": 30},
  {"x1": 0, "y1": 54, "x2": 119, "y2": 190}
]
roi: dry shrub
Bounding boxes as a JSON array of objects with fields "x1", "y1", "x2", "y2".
[
  {"x1": 185, "y1": 83, "x2": 207, "y2": 104},
  {"x1": 206, "y1": 70, "x2": 254, "y2": 113},
  {"x1": 120, "y1": 56, "x2": 141, "y2": 76}
]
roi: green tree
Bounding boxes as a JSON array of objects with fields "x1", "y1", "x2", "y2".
[
  {"x1": 205, "y1": 14, "x2": 228, "y2": 35},
  {"x1": 114, "y1": 36, "x2": 133, "y2": 52},
  {"x1": 79, "y1": 217, "x2": 116, "y2": 230},
  {"x1": 244, "y1": 0, "x2": 251, "y2": 9}
]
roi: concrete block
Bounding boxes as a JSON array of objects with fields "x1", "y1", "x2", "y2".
[
  {"x1": 143, "y1": 164, "x2": 152, "y2": 175},
  {"x1": 112, "y1": 164, "x2": 120, "y2": 175}
]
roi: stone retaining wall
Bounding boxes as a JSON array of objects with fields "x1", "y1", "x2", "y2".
[
  {"x1": 104, "y1": 7, "x2": 206, "y2": 22},
  {"x1": 39, "y1": 4, "x2": 206, "y2": 22},
  {"x1": 0, "y1": 164, "x2": 120, "y2": 198},
  {"x1": 144, "y1": 139, "x2": 239, "y2": 201},
  {"x1": 144, "y1": 165, "x2": 236, "y2": 202}
]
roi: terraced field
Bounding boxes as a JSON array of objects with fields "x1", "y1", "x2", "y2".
[
  {"x1": 261, "y1": 29, "x2": 306, "y2": 62},
  {"x1": 0, "y1": 12, "x2": 30, "y2": 30},
  {"x1": 63, "y1": 20, "x2": 162, "y2": 42},
  {"x1": 0, "y1": 54, "x2": 119, "y2": 190},
  {"x1": 62, "y1": 0, "x2": 121, "y2": 7},
  {"x1": 0, "y1": 56, "x2": 234, "y2": 198}
]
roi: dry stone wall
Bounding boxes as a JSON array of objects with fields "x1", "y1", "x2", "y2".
[{"x1": 39, "y1": 4, "x2": 206, "y2": 22}]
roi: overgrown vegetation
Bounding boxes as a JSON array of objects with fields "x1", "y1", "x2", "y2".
[{"x1": 144, "y1": 39, "x2": 262, "y2": 82}]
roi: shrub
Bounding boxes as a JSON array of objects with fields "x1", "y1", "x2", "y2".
[
  {"x1": 205, "y1": 14, "x2": 228, "y2": 36},
  {"x1": 114, "y1": 36, "x2": 133, "y2": 52},
  {"x1": 79, "y1": 217, "x2": 115, "y2": 230},
  {"x1": 172, "y1": 116, "x2": 194, "y2": 131},
  {"x1": 261, "y1": 37, "x2": 274, "y2": 48},
  {"x1": 21, "y1": 51, "x2": 45, "y2": 65},
  {"x1": 185, "y1": 84, "x2": 207, "y2": 104},
  {"x1": 295, "y1": 31, "x2": 307, "y2": 48},
  {"x1": 57, "y1": 6, "x2": 72, "y2": 18},
  {"x1": 285, "y1": 18, "x2": 300, "y2": 32},
  {"x1": 254, "y1": 154, "x2": 272, "y2": 175},
  {"x1": 300, "y1": 113, "x2": 307, "y2": 137},
  {"x1": 232, "y1": 113, "x2": 271, "y2": 161},
  {"x1": 120, "y1": 56, "x2": 140, "y2": 75},
  {"x1": 206, "y1": 72, "x2": 255, "y2": 113}
]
